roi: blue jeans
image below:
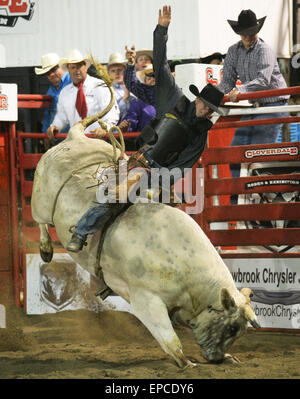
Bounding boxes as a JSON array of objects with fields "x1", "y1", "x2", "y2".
[
  {"x1": 230, "y1": 100, "x2": 288, "y2": 178},
  {"x1": 74, "y1": 203, "x2": 111, "y2": 240}
]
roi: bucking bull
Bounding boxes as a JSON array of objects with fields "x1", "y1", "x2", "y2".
[{"x1": 31, "y1": 107, "x2": 260, "y2": 368}]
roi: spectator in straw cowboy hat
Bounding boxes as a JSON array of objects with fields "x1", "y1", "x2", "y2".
[
  {"x1": 123, "y1": 46, "x2": 155, "y2": 106},
  {"x1": 106, "y1": 52, "x2": 136, "y2": 124},
  {"x1": 218, "y1": 9, "x2": 289, "y2": 201},
  {"x1": 135, "y1": 48, "x2": 153, "y2": 72},
  {"x1": 35, "y1": 53, "x2": 72, "y2": 136},
  {"x1": 47, "y1": 49, "x2": 119, "y2": 140}
]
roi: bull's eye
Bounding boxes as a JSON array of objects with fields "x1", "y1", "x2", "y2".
[{"x1": 228, "y1": 325, "x2": 239, "y2": 336}]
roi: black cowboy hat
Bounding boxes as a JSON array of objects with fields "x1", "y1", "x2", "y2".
[
  {"x1": 189, "y1": 83, "x2": 225, "y2": 115},
  {"x1": 227, "y1": 9, "x2": 266, "y2": 36},
  {"x1": 200, "y1": 52, "x2": 225, "y2": 64}
]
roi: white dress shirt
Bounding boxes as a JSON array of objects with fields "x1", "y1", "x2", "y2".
[{"x1": 52, "y1": 74, "x2": 120, "y2": 133}]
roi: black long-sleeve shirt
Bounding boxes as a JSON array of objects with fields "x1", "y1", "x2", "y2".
[{"x1": 152, "y1": 24, "x2": 212, "y2": 170}]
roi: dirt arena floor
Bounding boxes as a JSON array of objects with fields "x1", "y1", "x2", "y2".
[{"x1": 0, "y1": 304, "x2": 300, "y2": 380}]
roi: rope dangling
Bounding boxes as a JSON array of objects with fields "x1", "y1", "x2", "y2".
[
  {"x1": 97, "y1": 118, "x2": 125, "y2": 164},
  {"x1": 107, "y1": 125, "x2": 126, "y2": 164}
]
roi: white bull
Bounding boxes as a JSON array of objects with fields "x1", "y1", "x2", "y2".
[{"x1": 31, "y1": 119, "x2": 260, "y2": 368}]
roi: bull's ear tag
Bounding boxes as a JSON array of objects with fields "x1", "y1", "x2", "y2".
[{"x1": 220, "y1": 288, "x2": 236, "y2": 311}]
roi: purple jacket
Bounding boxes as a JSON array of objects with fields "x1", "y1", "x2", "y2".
[{"x1": 124, "y1": 99, "x2": 156, "y2": 132}]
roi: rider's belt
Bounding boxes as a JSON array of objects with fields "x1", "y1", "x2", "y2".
[{"x1": 127, "y1": 146, "x2": 151, "y2": 170}]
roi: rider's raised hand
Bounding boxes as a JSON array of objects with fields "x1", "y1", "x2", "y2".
[{"x1": 158, "y1": 5, "x2": 171, "y2": 27}]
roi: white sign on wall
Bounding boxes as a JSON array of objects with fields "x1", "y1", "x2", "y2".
[
  {"x1": 0, "y1": 0, "x2": 38, "y2": 34},
  {"x1": 225, "y1": 258, "x2": 300, "y2": 329},
  {"x1": 175, "y1": 63, "x2": 249, "y2": 106},
  {"x1": 0, "y1": 83, "x2": 17, "y2": 121},
  {"x1": 26, "y1": 253, "x2": 131, "y2": 315},
  {"x1": 175, "y1": 63, "x2": 223, "y2": 102}
]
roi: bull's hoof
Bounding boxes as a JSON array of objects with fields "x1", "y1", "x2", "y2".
[
  {"x1": 224, "y1": 353, "x2": 241, "y2": 364},
  {"x1": 182, "y1": 360, "x2": 197, "y2": 370},
  {"x1": 40, "y1": 247, "x2": 53, "y2": 263}
]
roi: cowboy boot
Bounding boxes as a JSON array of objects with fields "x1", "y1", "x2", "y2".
[{"x1": 67, "y1": 233, "x2": 87, "y2": 252}]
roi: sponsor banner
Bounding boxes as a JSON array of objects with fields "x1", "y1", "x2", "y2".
[
  {"x1": 224, "y1": 258, "x2": 300, "y2": 329},
  {"x1": 0, "y1": 0, "x2": 38, "y2": 34},
  {"x1": 245, "y1": 179, "x2": 300, "y2": 190},
  {"x1": 245, "y1": 146, "x2": 299, "y2": 160},
  {"x1": 0, "y1": 83, "x2": 17, "y2": 121},
  {"x1": 26, "y1": 253, "x2": 131, "y2": 315}
]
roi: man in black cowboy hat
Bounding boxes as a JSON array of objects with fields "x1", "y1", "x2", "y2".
[
  {"x1": 67, "y1": 5, "x2": 224, "y2": 253},
  {"x1": 218, "y1": 9, "x2": 289, "y2": 202}
]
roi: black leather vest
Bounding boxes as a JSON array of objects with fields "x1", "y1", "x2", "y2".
[{"x1": 136, "y1": 95, "x2": 194, "y2": 166}]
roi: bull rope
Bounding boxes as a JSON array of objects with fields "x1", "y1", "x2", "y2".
[{"x1": 107, "y1": 125, "x2": 125, "y2": 163}]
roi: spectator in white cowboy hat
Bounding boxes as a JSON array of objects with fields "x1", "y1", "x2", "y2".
[
  {"x1": 35, "y1": 53, "x2": 72, "y2": 136},
  {"x1": 46, "y1": 49, "x2": 119, "y2": 140},
  {"x1": 106, "y1": 52, "x2": 136, "y2": 124},
  {"x1": 218, "y1": 10, "x2": 289, "y2": 202}
]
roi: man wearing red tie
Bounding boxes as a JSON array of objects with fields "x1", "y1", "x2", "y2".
[{"x1": 46, "y1": 49, "x2": 120, "y2": 140}]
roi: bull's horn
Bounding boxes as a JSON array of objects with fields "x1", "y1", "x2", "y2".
[
  {"x1": 249, "y1": 319, "x2": 260, "y2": 329},
  {"x1": 242, "y1": 304, "x2": 261, "y2": 329},
  {"x1": 241, "y1": 288, "x2": 253, "y2": 303}
]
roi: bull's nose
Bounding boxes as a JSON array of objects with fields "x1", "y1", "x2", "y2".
[
  {"x1": 208, "y1": 358, "x2": 224, "y2": 364},
  {"x1": 202, "y1": 350, "x2": 224, "y2": 364}
]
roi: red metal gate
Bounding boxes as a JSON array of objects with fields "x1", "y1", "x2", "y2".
[
  {"x1": 201, "y1": 141, "x2": 300, "y2": 254},
  {"x1": 0, "y1": 123, "x2": 15, "y2": 305}
]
